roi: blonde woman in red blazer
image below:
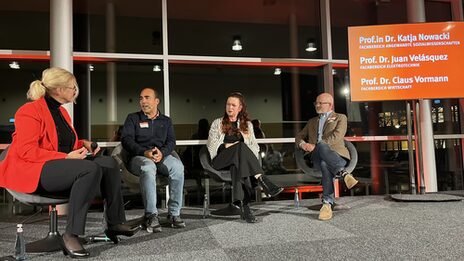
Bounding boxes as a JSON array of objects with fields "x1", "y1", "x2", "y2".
[{"x1": 0, "y1": 67, "x2": 139, "y2": 258}]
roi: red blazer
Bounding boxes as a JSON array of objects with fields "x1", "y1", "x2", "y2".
[{"x1": 0, "y1": 97, "x2": 83, "y2": 193}]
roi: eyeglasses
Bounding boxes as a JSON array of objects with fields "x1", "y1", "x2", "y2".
[{"x1": 313, "y1": 102, "x2": 331, "y2": 106}]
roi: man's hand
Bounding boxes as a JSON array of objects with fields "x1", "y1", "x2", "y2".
[
  {"x1": 144, "y1": 148, "x2": 156, "y2": 161},
  {"x1": 66, "y1": 147, "x2": 88, "y2": 159},
  {"x1": 301, "y1": 143, "x2": 315, "y2": 152},
  {"x1": 153, "y1": 147, "x2": 163, "y2": 163},
  {"x1": 144, "y1": 147, "x2": 163, "y2": 163}
]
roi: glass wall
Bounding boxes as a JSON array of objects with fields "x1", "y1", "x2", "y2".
[
  {"x1": 0, "y1": 61, "x2": 49, "y2": 143},
  {"x1": 73, "y1": 61, "x2": 164, "y2": 141},
  {"x1": 73, "y1": 0, "x2": 163, "y2": 54},
  {"x1": 168, "y1": 0, "x2": 322, "y2": 58},
  {"x1": 330, "y1": 0, "x2": 408, "y2": 60},
  {"x1": 0, "y1": 0, "x2": 463, "y2": 198},
  {"x1": 0, "y1": 1, "x2": 49, "y2": 50},
  {"x1": 169, "y1": 64, "x2": 323, "y2": 140}
]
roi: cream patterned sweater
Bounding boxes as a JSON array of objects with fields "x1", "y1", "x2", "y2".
[{"x1": 206, "y1": 117, "x2": 260, "y2": 160}]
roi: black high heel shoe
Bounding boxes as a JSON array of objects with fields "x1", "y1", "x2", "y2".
[
  {"x1": 104, "y1": 223, "x2": 142, "y2": 244},
  {"x1": 62, "y1": 232, "x2": 90, "y2": 258},
  {"x1": 239, "y1": 202, "x2": 257, "y2": 223},
  {"x1": 258, "y1": 175, "x2": 284, "y2": 197}
]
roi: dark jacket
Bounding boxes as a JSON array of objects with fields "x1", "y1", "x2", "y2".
[{"x1": 121, "y1": 111, "x2": 176, "y2": 159}]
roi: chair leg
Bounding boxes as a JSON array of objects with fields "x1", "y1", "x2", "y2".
[
  {"x1": 26, "y1": 205, "x2": 63, "y2": 253},
  {"x1": 202, "y1": 193, "x2": 210, "y2": 218},
  {"x1": 202, "y1": 179, "x2": 210, "y2": 218}
]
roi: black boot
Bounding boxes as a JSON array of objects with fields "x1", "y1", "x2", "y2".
[
  {"x1": 238, "y1": 201, "x2": 257, "y2": 223},
  {"x1": 104, "y1": 224, "x2": 141, "y2": 244},
  {"x1": 258, "y1": 175, "x2": 284, "y2": 198}
]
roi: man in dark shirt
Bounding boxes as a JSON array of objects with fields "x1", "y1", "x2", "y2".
[{"x1": 121, "y1": 88, "x2": 185, "y2": 232}]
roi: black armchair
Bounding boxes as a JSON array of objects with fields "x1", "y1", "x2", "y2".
[
  {"x1": 198, "y1": 146, "x2": 241, "y2": 216},
  {"x1": 295, "y1": 140, "x2": 358, "y2": 179},
  {"x1": 111, "y1": 144, "x2": 178, "y2": 208},
  {"x1": 0, "y1": 147, "x2": 68, "y2": 253}
]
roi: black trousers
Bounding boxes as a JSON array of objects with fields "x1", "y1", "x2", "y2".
[
  {"x1": 36, "y1": 156, "x2": 126, "y2": 235},
  {"x1": 212, "y1": 142, "x2": 263, "y2": 203}
]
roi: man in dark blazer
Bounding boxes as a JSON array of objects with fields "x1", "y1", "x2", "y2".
[{"x1": 295, "y1": 93, "x2": 358, "y2": 221}]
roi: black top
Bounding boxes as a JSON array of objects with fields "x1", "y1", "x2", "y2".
[
  {"x1": 45, "y1": 95, "x2": 75, "y2": 153},
  {"x1": 121, "y1": 110, "x2": 176, "y2": 158},
  {"x1": 223, "y1": 121, "x2": 244, "y2": 143}
]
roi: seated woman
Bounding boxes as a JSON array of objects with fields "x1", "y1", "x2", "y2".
[
  {"x1": 206, "y1": 92, "x2": 283, "y2": 223},
  {"x1": 0, "y1": 67, "x2": 140, "y2": 258}
]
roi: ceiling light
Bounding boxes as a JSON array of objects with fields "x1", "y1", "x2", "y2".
[
  {"x1": 305, "y1": 40, "x2": 317, "y2": 52},
  {"x1": 9, "y1": 61, "x2": 20, "y2": 69},
  {"x1": 89, "y1": 64, "x2": 94, "y2": 71},
  {"x1": 332, "y1": 69, "x2": 337, "y2": 75},
  {"x1": 342, "y1": 87, "x2": 350, "y2": 95},
  {"x1": 232, "y1": 36, "x2": 242, "y2": 51},
  {"x1": 153, "y1": 65, "x2": 161, "y2": 72},
  {"x1": 274, "y1": 68, "x2": 281, "y2": 75}
]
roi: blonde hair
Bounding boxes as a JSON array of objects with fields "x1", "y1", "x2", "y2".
[{"x1": 27, "y1": 67, "x2": 79, "y2": 102}]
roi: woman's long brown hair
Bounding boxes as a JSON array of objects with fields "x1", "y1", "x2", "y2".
[{"x1": 221, "y1": 92, "x2": 250, "y2": 135}]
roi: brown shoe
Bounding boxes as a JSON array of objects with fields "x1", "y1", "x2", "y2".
[
  {"x1": 318, "y1": 203, "x2": 333, "y2": 221},
  {"x1": 343, "y1": 173, "x2": 358, "y2": 189}
]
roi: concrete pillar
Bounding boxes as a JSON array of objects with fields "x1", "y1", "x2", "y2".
[
  {"x1": 50, "y1": 0, "x2": 73, "y2": 119},
  {"x1": 106, "y1": 2, "x2": 117, "y2": 138},
  {"x1": 407, "y1": 0, "x2": 437, "y2": 192},
  {"x1": 50, "y1": 0, "x2": 73, "y2": 215},
  {"x1": 162, "y1": 0, "x2": 170, "y2": 115}
]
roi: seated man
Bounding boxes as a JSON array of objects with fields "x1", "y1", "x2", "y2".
[
  {"x1": 121, "y1": 87, "x2": 185, "y2": 232},
  {"x1": 295, "y1": 92, "x2": 358, "y2": 221}
]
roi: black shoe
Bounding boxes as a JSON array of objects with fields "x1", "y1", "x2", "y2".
[
  {"x1": 62, "y1": 232, "x2": 90, "y2": 258},
  {"x1": 239, "y1": 202, "x2": 257, "y2": 223},
  {"x1": 258, "y1": 175, "x2": 284, "y2": 198},
  {"x1": 145, "y1": 213, "x2": 162, "y2": 233},
  {"x1": 166, "y1": 214, "x2": 186, "y2": 228},
  {"x1": 104, "y1": 223, "x2": 141, "y2": 244},
  {"x1": 124, "y1": 215, "x2": 145, "y2": 228}
]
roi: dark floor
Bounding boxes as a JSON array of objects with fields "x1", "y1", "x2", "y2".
[{"x1": 1, "y1": 193, "x2": 464, "y2": 260}]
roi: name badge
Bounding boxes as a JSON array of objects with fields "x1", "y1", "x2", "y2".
[{"x1": 139, "y1": 121, "x2": 149, "y2": 128}]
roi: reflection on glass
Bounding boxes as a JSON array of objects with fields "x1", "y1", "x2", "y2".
[
  {"x1": 434, "y1": 139, "x2": 463, "y2": 191},
  {"x1": 167, "y1": 0, "x2": 321, "y2": 58},
  {"x1": 0, "y1": 61, "x2": 49, "y2": 143},
  {"x1": 331, "y1": 0, "x2": 408, "y2": 59},
  {"x1": 0, "y1": 2, "x2": 50, "y2": 50},
  {"x1": 74, "y1": 0, "x2": 162, "y2": 54},
  {"x1": 74, "y1": 62, "x2": 164, "y2": 141},
  {"x1": 169, "y1": 64, "x2": 323, "y2": 139}
]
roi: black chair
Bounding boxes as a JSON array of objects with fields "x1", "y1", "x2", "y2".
[
  {"x1": 295, "y1": 140, "x2": 358, "y2": 179},
  {"x1": 0, "y1": 147, "x2": 68, "y2": 253},
  {"x1": 198, "y1": 146, "x2": 241, "y2": 216},
  {"x1": 111, "y1": 144, "x2": 179, "y2": 207}
]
